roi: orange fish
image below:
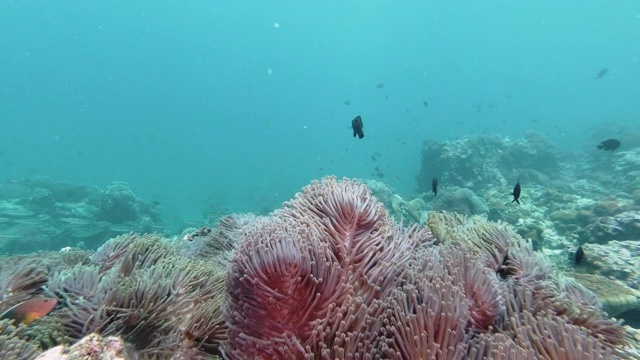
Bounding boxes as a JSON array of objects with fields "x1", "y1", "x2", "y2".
[{"x1": 0, "y1": 298, "x2": 57, "y2": 325}]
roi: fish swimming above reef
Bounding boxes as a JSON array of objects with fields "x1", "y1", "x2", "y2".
[
  {"x1": 351, "y1": 115, "x2": 364, "y2": 139},
  {"x1": 595, "y1": 68, "x2": 609, "y2": 79},
  {"x1": 376, "y1": 83, "x2": 384, "y2": 88},
  {"x1": 575, "y1": 245, "x2": 585, "y2": 265},
  {"x1": 432, "y1": 178, "x2": 438, "y2": 196},
  {"x1": 512, "y1": 179, "x2": 521, "y2": 204},
  {"x1": 0, "y1": 298, "x2": 57, "y2": 325},
  {"x1": 597, "y1": 138, "x2": 620, "y2": 151}
]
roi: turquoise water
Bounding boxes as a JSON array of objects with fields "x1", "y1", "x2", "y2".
[{"x1": 1, "y1": 2, "x2": 639, "y2": 230}]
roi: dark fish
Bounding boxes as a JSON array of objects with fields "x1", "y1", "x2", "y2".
[
  {"x1": 351, "y1": 116, "x2": 364, "y2": 139},
  {"x1": 512, "y1": 179, "x2": 521, "y2": 204},
  {"x1": 343, "y1": 99, "x2": 351, "y2": 106},
  {"x1": 371, "y1": 155, "x2": 376, "y2": 161},
  {"x1": 497, "y1": 250, "x2": 510, "y2": 279},
  {"x1": 597, "y1": 138, "x2": 620, "y2": 151},
  {"x1": 432, "y1": 178, "x2": 438, "y2": 196},
  {"x1": 385, "y1": 94, "x2": 389, "y2": 101},
  {"x1": 376, "y1": 172, "x2": 385, "y2": 178},
  {"x1": 575, "y1": 245, "x2": 584, "y2": 265},
  {"x1": 376, "y1": 83, "x2": 384, "y2": 88},
  {"x1": 423, "y1": 101, "x2": 429, "y2": 107},
  {"x1": 595, "y1": 68, "x2": 609, "y2": 79}
]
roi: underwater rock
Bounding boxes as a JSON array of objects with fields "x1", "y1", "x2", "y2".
[
  {"x1": 416, "y1": 131, "x2": 559, "y2": 193},
  {"x1": 390, "y1": 194, "x2": 427, "y2": 223},
  {"x1": 35, "y1": 333, "x2": 129, "y2": 360},
  {"x1": 592, "y1": 198, "x2": 623, "y2": 217},
  {"x1": 568, "y1": 272, "x2": 640, "y2": 318},
  {"x1": 585, "y1": 211, "x2": 640, "y2": 244},
  {"x1": 586, "y1": 147, "x2": 640, "y2": 196},
  {"x1": 578, "y1": 241, "x2": 640, "y2": 289},
  {"x1": 428, "y1": 186, "x2": 488, "y2": 216},
  {"x1": 361, "y1": 179, "x2": 394, "y2": 209},
  {"x1": 550, "y1": 209, "x2": 577, "y2": 223},
  {"x1": 633, "y1": 189, "x2": 640, "y2": 206}
]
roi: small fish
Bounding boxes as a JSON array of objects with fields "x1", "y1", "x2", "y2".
[
  {"x1": 371, "y1": 155, "x2": 376, "y2": 161},
  {"x1": 423, "y1": 100, "x2": 429, "y2": 107},
  {"x1": 512, "y1": 179, "x2": 521, "y2": 204},
  {"x1": 497, "y1": 250, "x2": 510, "y2": 279},
  {"x1": 343, "y1": 99, "x2": 351, "y2": 106},
  {"x1": 432, "y1": 178, "x2": 438, "y2": 196},
  {"x1": 595, "y1": 68, "x2": 609, "y2": 79},
  {"x1": 597, "y1": 138, "x2": 620, "y2": 151},
  {"x1": 351, "y1": 115, "x2": 364, "y2": 139},
  {"x1": 0, "y1": 298, "x2": 57, "y2": 325},
  {"x1": 376, "y1": 172, "x2": 385, "y2": 178},
  {"x1": 385, "y1": 94, "x2": 389, "y2": 101},
  {"x1": 575, "y1": 245, "x2": 585, "y2": 265},
  {"x1": 376, "y1": 83, "x2": 384, "y2": 88}
]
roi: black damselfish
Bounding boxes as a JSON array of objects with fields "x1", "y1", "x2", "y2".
[
  {"x1": 512, "y1": 179, "x2": 521, "y2": 204},
  {"x1": 351, "y1": 116, "x2": 364, "y2": 139},
  {"x1": 432, "y1": 178, "x2": 438, "y2": 196},
  {"x1": 575, "y1": 245, "x2": 584, "y2": 265},
  {"x1": 597, "y1": 138, "x2": 620, "y2": 151}
]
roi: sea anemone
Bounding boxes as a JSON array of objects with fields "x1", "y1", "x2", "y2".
[
  {"x1": 224, "y1": 178, "x2": 639, "y2": 359},
  {"x1": 224, "y1": 177, "x2": 427, "y2": 358}
]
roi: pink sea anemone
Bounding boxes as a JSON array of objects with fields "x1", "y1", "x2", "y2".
[
  {"x1": 224, "y1": 177, "x2": 638, "y2": 359},
  {"x1": 224, "y1": 177, "x2": 427, "y2": 358}
]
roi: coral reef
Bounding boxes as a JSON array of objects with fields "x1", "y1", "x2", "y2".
[
  {"x1": 0, "y1": 178, "x2": 163, "y2": 253},
  {"x1": 427, "y1": 186, "x2": 489, "y2": 216},
  {"x1": 361, "y1": 178, "x2": 395, "y2": 209},
  {"x1": 224, "y1": 177, "x2": 637, "y2": 359},
  {"x1": 576, "y1": 241, "x2": 640, "y2": 290},
  {"x1": 1, "y1": 177, "x2": 638, "y2": 359},
  {"x1": 587, "y1": 147, "x2": 640, "y2": 195},
  {"x1": 583, "y1": 211, "x2": 640, "y2": 244},
  {"x1": 45, "y1": 233, "x2": 228, "y2": 358},
  {"x1": 567, "y1": 272, "x2": 640, "y2": 318},
  {"x1": 415, "y1": 131, "x2": 560, "y2": 193},
  {"x1": 390, "y1": 193, "x2": 427, "y2": 224},
  {"x1": 0, "y1": 232, "x2": 228, "y2": 359}
]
